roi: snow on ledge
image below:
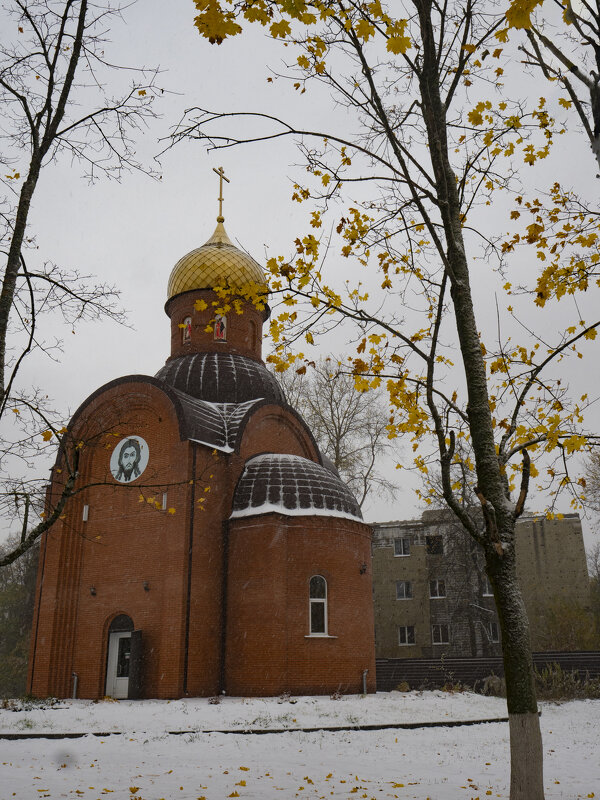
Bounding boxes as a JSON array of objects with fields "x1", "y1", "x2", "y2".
[
  {"x1": 189, "y1": 437, "x2": 234, "y2": 454},
  {"x1": 229, "y1": 501, "x2": 362, "y2": 522}
]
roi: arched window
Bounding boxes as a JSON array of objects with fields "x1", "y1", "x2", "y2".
[{"x1": 309, "y1": 575, "x2": 327, "y2": 635}]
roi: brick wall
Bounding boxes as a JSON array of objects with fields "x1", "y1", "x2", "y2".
[
  {"x1": 166, "y1": 289, "x2": 265, "y2": 362},
  {"x1": 28, "y1": 375, "x2": 376, "y2": 699},
  {"x1": 226, "y1": 514, "x2": 376, "y2": 695}
]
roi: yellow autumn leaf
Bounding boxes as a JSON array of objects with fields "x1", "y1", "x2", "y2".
[
  {"x1": 42, "y1": 430, "x2": 53, "y2": 441},
  {"x1": 387, "y1": 34, "x2": 411, "y2": 54},
  {"x1": 563, "y1": 434, "x2": 586, "y2": 454},
  {"x1": 355, "y1": 18, "x2": 375, "y2": 40},
  {"x1": 270, "y1": 19, "x2": 291, "y2": 38},
  {"x1": 505, "y1": 0, "x2": 543, "y2": 29},
  {"x1": 194, "y1": 0, "x2": 242, "y2": 44}
]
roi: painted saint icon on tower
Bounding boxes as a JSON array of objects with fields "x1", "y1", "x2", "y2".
[{"x1": 214, "y1": 314, "x2": 227, "y2": 341}]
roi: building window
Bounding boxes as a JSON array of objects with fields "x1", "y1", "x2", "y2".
[
  {"x1": 394, "y1": 537, "x2": 410, "y2": 557},
  {"x1": 429, "y1": 579, "x2": 446, "y2": 598},
  {"x1": 432, "y1": 624, "x2": 450, "y2": 645},
  {"x1": 309, "y1": 575, "x2": 327, "y2": 635},
  {"x1": 482, "y1": 576, "x2": 493, "y2": 596},
  {"x1": 249, "y1": 319, "x2": 257, "y2": 350},
  {"x1": 398, "y1": 625, "x2": 415, "y2": 646},
  {"x1": 182, "y1": 316, "x2": 192, "y2": 344},
  {"x1": 488, "y1": 621, "x2": 500, "y2": 643},
  {"x1": 214, "y1": 314, "x2": 227, "y2": 341},
  {"x1": 396, "y1": 580, "x2": 412, "y2": 600},
  {"x1": 425, "y1": 535, "x2": 444, "y2": 555}
]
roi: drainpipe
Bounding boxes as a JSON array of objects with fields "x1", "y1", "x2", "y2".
[
  {"x1": 362, "y1": 669, "x2": 368, "y2": 695},
  {"x1": 72, "y1": 672, "x2": 78, "y2": 699}
]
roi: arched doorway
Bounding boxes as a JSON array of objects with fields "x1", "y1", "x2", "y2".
[{"x1": 105, "y1": 614, "x2": 134, "y2": 699}]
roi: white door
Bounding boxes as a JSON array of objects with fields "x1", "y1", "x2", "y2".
[{"x1": 106, "y1": 631, "x2": 131, "y2": 699}]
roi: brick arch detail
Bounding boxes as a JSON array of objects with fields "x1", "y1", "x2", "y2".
[{"x1": 237, "y1": 405, "x2": 320, "y2": 463}]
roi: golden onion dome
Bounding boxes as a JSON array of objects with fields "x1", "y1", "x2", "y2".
[{"x1": 167, "y1": 220, "x2": 265, "y2": 300}]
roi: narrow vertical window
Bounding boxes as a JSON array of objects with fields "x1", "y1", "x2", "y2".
[
  {"x1": 488, "y1": 621, "x2": 500, "y2": 643},
  {"x1": 309, "y1": 575, "x2": 327, "y2": 635},
  {"x1": 182, "y1": 316, "x2": 192, "y2": 344},
  {"x1": 214, "y1": 314, "x2": 227, "y2": 341}
]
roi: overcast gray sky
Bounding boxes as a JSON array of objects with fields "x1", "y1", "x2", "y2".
[{"x1": 5, "y1": 1, "x2": 600, "y2": 549}]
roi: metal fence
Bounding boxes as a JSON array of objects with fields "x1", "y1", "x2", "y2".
[{"x1": 376, "y1": 651, "x2": 600, "y2": 691}]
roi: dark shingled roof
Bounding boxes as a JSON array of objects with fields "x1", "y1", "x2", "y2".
[
  {"x1": 230, "y1": 453, "x2": 363, "y2": 521},
  {"x1": 156, "y1": 353, "x2": 285, "y2": 404}
]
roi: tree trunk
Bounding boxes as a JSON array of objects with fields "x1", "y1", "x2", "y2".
[
  {"x1": 0, "y1": 161, "x2": 42, "y2": 401},
  {"x1": 413, "y1": 2, "x2": 546, "y2": 796},
  {"x1": 487, "y1": 535, "x2": 545, "y2": 800}
]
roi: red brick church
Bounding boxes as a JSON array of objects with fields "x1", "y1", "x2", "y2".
[{"x1": 27, "y1": 183, "x2": 375, "y2": 699}]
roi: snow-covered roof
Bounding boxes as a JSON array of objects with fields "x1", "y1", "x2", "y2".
[
  {"x1": 172, "y1": 390, "x2": 260, "y2": 453},
  {"x1": 156, "y1": 352, "x2": 285, "y2": 405},
  {"x1": 230, "y1": 453, "x2": 363, "y2": 521}
]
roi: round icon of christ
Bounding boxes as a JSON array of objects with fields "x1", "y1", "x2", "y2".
[{"x1": 110, "y1": 436, "x2": 149, "y2": 483}]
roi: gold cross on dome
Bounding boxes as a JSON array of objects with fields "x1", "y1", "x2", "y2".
[{"x1": 213, "y1": 166, "x2": 230, "y2": 222}]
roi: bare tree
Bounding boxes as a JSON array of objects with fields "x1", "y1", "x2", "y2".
[
  {"x1": 588, "y1": 541, "x2": 600, "y2": 639},
  {"x1": 275, "y1": 358, "x2": 398, "y2": 507},
  {"x1": 0, "y1": 536, "x2": 38, "y2": 695},
  {"x1": 583, "y1": 451, "x2": 600, "y2": 513},
  {"x1": 0, "y1": 0, "x2": 162, "y2": 567}
]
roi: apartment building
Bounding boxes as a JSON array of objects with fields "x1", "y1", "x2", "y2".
[{"x1": 372, "y1": 511, "x2": 591, "y2": 658}]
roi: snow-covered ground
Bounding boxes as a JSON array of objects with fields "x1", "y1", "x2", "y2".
[{"x1": 0, "y1": 692, "x2": 597, "y2": 800}]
